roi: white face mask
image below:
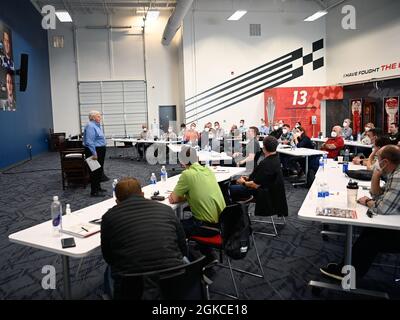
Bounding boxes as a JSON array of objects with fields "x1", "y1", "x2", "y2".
[
  {"x1": 279, "y1": 123, "x2": 283, "y2": 128},
  {"x1": 143, "y1": 128, "x2": 147, "y2": 132},
  {"x1": 274, "y1": 125, "x2": 279, "y2": 130},
  {"x1": 331, "y1": 131, "x2": 337, "y2": 138},
  {"x1": 240, "y1": 123, "x2": 244, "y2": 127},
  {"x1": 204, "y1": 128, "x2": 209, "y2": 132},
  {"x1": 168, "y1": 128, "x2": 173, "y2": 133},
  {"x1": 343, "y1": 122, "x2": 348, "y2": 127},
  {"x1": 364, "y1": 127, "x2": 370, "y2": 132},
  {"x1": 372, "y1": 160, "x2": 381, "y2": 172},
  {"x1": 282, "y1": 129, "x2": 288, "y2": 134},
  {"x1": 295, "y1": 124, "x2": 300, "y2": 128},
  {"x1": 215, "y1": 126, "x2": 219, "y2": 129}
]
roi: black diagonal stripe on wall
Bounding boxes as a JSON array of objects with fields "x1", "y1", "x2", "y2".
[
  {"x1": 185, "y1": 54, "x2": 297, "y2": 112},
  {"x1": 185, "y1": 39, "x2": 324, "y2": 122},
  {"x1": 185, "y1": 48, "x2": 303, "y2": 104},
  {"x1": 186, "y1": 64, "x2": 293, "y2": 116},
  {"x1": 187, "y1": 67, "x2": 304, "y2": 123}
]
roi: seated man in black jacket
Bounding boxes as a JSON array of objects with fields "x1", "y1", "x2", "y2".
[
  {"x1": 101, "y1": 177, "x2": 188, "y2": 297},
  {"x1": 229, "y1": 136, "x2": 288, "y2": 217}
]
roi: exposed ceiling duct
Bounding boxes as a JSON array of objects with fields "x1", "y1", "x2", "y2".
[{"x1": 161, "y1": 0, "x2": 193, "y2": 46}]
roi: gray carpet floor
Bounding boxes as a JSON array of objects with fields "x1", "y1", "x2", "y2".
[{"x1": 0, "y1": 149, "x2": 399, "y2": 300}]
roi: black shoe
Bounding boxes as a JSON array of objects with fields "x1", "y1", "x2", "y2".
[
  {"x1": 101, "y1": 176, "x2": 110, "y2": 182},
  {"x1": 320, "y1": 263, "x2": 344, "y2": 281}
]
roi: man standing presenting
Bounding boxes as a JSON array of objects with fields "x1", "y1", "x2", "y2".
[{"x1": 84, "y1": 110, "x2": 107, "y2": 197}]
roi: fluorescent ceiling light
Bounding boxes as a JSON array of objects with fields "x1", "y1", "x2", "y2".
[
  {"x1": 227, "y1": 10, "x2": 247, "y2": 21},
  {"x1": 55, "y1": 11, "x2": 73, "y2": 22},
  {"x1": 304, "y1": 10, "x2": 327, "y2": 22},
  {"x1": 146, "y1": 10, "x2": 160, "y2": 22}
]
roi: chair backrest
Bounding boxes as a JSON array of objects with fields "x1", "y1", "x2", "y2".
[
  {"x1": 113, "y1": 256, "x2": 207, "y2": 300},
  {"x1": 219, "y1": 202, "x2": 252, "y2": 260}
]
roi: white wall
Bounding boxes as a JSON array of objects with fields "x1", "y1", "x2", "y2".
[
  {"x1": 326, "y1": 0, "x2": 400, "y2": 85},
  {"x1": 182, "y1": 0, "x2": 327, "y2": 129},
  {"x1": 48, "y1": 11, "x2": 183, "y2": 136}
]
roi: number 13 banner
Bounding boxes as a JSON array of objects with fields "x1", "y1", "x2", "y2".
[{"x1": 264, "y1": 86, "x2": 343, "y2": 136}]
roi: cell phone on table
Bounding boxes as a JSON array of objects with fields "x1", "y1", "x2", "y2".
[
  {"x1": 89, "y1": 218, "x2": 102, "y2": 225},
  {"x1": 61, "y1": 238, "x2": 76, "y2": 249},
  {"x1": 151, "y1": 195, "x2": 166, "y2": 201}
]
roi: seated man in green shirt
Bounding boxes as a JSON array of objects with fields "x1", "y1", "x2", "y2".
[{"x1": 168, "y1": 146, "x2": 226, "y2": 238}]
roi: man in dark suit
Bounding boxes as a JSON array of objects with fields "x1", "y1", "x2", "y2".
[
  {"x1": 230, "y1": 136, "x2": 288, "y2": 217},
  {"x1": 101, "y1": 177, "x2": 188, "y2": 297}
]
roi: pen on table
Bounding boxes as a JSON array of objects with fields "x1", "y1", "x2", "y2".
[{"x1": 81, "y1": 227, "x2": 89, "y2": 232}]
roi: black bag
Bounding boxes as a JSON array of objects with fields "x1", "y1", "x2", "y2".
[
  {"x1": 221, "y1": 203, "x2": 252, "y2": 260},
  {"x1": 346, "y1": 169, "x2": 373, "y2": 181}
]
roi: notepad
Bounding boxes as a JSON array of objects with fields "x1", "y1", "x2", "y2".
[
  {"x1": 316, "y1": 208, "x2": 357, "y2": 219},
  {"x1": 61, "y1": 223, "x2": 100, "y2": 238},
  {"x1": 85, "y1": 156, "x2": 101, "y2": 172}
]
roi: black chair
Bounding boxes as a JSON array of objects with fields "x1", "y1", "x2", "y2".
[
  {"x1": 60, "y1": 148, "x2": 89, "y2": 190},
  {"x1": 189, "y1": 198, "x2": 264, "y2": 299},
  {"x1": 113, "y1": 256, "x2": 209, "y2": 300}
]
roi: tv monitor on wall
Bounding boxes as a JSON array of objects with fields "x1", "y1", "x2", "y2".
[{"x1": 0, "y1": 21, "x2": 16, "y2": 112}]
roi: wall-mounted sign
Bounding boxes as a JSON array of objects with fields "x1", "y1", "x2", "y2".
[
  {"x1": 383, "y1": 96, "x2": 399, "y2": 133},
  {"x1": 264, "y1": 86, "x2": 343, "y2": 137}
]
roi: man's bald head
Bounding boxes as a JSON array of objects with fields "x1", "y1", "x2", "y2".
[
  {"x1": 378, "y1": 145, "x2": 400, "y2": 166},
  {"x1": 333, "y1": 125, "x2": 342, "y2": 135},
  {"x1": 115, "y1": 178, "x2": 143, "y2": 202}
]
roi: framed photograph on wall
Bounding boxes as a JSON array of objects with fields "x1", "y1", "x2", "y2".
[
  {"x1": 383, "y1": 96, "x2": 399, "y2": 133},
  {"x1": 350, "y1": 99, "x2": 362, "y2": 135},
  {"x1": 0, "y1": 20, "x2": 16, "y2": 111}
]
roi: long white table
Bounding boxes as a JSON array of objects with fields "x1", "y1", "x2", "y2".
[
  {"x1": 298, "y1": 159, "x2": 400, "y2": 298},
  {"x1": 8, "y1": 166, "x2": 245, "y2": 300},
  {"x1": 277, "y1": 146, "x2": 327, "y2": 185},
  {"x1": 312, "y1": 137, "x2": 373, "y2": 151},
  {"x1": 167, "y1": 144, "x2": 233, "y2": 163}
]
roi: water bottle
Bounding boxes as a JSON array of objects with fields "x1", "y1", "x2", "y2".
[
  {"x1": 112, "y1": 179, "x2": 118, "y2": 198},
  {"x1": 161, "y1": 166, "x2": 168, "y2": 182},
  {"x1": 357, "y1": 133, "x2": 361, "y2": 142},
  {"x1": 322, "y1": 181, "x2": 330, "y2": 214},
  {"x1": 319, "y1": 156, "x2": 324, "y2": 172},
  {"x1": 317, "y1": 182, "x2": 325, "y2": 213},
  {"x1": 344, "y1": 148, "x2": 350, "y2": 163},
  {"x1": 150, "y1": 173, "x2": 158, "y2": 194},
  {"x1": 350, "y1": 135, "x2": 354, "y2": 141},
  {"x1": 51, "y1": 196, "x2": 62, "y2": 236},
  {"x1": 323, "y1": 153, "x2": 328, "y2": 165},
  {"x1": 65, "y1": 204, "x2": 71, "y2": 216}
]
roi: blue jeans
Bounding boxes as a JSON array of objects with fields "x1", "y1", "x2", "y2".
[{"x1": 229, "y1": 184, "x2": 257, "y2": 201}]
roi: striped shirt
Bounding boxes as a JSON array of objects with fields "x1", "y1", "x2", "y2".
[{"x1": 371, "y1": 165, "x2": 400, "y2": 215}]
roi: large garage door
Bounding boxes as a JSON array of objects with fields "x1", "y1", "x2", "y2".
[{"x1": 78, "y1": 80, "x2": 147, "y2": 138}]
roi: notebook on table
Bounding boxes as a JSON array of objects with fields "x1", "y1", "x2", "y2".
[
  {"x1": 316, "y1": 208, "x2": 357, "y2": 219},
  {"x1": 61, "y1": 223, "x2": 101, "y2": 238}
]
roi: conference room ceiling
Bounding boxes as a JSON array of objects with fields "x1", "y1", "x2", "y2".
[{"x1": 31, "y1": 0, "x2": 177, "y2": 14}]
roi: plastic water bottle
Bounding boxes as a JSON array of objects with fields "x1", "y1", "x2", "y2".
[
  {"x1": 319, "y1": 156, "x2": 324, "y2": 172},
  {"x1": 161, "y1": 166, "x2": 168, "y2": 182},
  {"x1": 112, "y1": 179, "x2": 118, "y2": 198},
  {"x1": 51, "y1": 196, "x2": 62, "y2": 236},
  {"x1": 317, "y1": 182, "x2": 325, "y2": 213},
  {"x1": 357, "y1": 133, "x2": 361, "y2": 142},
  {"x1": 344, "y1": 148, "x2": 350, "y2": 162},
  {"x1": 150, "y1": 173, "x2": 158, "y2": 194},
  {"x1": 65, "y1": 204, "x2": 71, "y2": 216},
  {"x1": 323, "y1": 153, "x2": 328, "y2": 165},
  {"x1": 350, "y1": 135, "x2": 354, "y2": 141}
]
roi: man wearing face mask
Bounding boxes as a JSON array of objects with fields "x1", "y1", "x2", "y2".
[
  {"x1": 321, "y1": 126, "x2": 344, "y2": 159},
  {"x1": 352, "y1": 136, "x2": 392, "y2": 169},
  {"x1": 278, "y1": 124, "x2": 293, "y2": 145},
  {"x1": 136, "y1": 124, "x2": 152, "y2": 161},
  {"x1": 200, "y1": 123, "x2": 212, "y2": 149},
  {"x1": 320, "y1": 145, "x2": 400, "y2": 281},
  {"x1": 342, "y1": 118, "x2": 353, "y2": 140},
  {"x1": 269, "y1": 121, "x2": 283, "y2": 139},
  {"x1": 184, "y1": 123, "x2": 199, "y2": 145},
  {"x1": 163, "y1": 126, "x2": 177, "y2": 141},
  {"x1": 360, "y1": 122, "x2": 375, "y2": 144}
]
